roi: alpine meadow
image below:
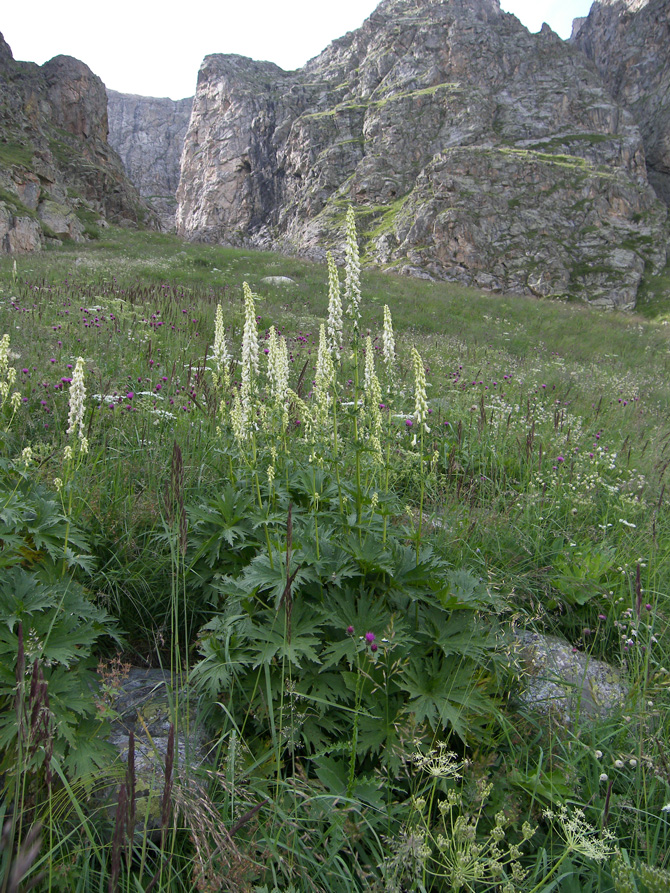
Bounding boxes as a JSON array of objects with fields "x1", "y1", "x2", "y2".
[{"x1": 1, "y1": 207, "x2": 670, "y2": 892}]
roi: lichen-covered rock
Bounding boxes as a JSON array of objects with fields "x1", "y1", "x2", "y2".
[
  {"x1": 517, "y1": 630, "x2": 628, "y2": 725},
  {"x1": 573, "y1": 0, "x2": 670, "y2": 206},
  {"x1": 38, "y1": 199, "x2": 84, "y2": 241},
  {"x1": 0, "y1": 32, "x2": 155, "y2": 255},
  {"x1": 105, "y1": 668, "x2": 208, "y2": 829},
  {"x1": 107, "y1": 91, "x2": 193, "y2": 230},
  {"x1": 177, "y1": 0, "x2": 667, "y2": 309}
]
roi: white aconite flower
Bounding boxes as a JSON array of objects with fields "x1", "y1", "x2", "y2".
[
  {"x1": 411, "y1": 347, "x2": 430, "y2": 441},
  {"x1": 363, "y1": 336, "x2": 383, "y2": 452},
  {"x1": 344, "y1": 205, "x2": 361, "y2": 331},
  {"x1": 382, "y1": 304, "x2": 396, "y2": 388},
  {"x1": 240, "y1": 282, "x2": 259, "y2": 429},
  {"x1": 211, "y1": 303, "x2": 231, "y2": 380},
  {"x1": 66, "y1": 357, "x2": 86, "y2": 441},
  {"x1": 0, "y1": 333, "x2": 10, "y2": 379},
  {"x1": 326, "y1": 251, "x2": 343, "y2": 355}
]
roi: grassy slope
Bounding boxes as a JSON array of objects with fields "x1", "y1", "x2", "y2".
[{"x1": 2, "y1": 228, "x2": 670, "y2": 891}]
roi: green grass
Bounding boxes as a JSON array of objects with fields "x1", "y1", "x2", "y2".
[{"x1": 1, "y1": 225, "x2": 670, "y2": 892}]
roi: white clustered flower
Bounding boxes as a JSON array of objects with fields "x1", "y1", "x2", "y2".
[
  {"x1": 211, "y1": 304, "x2": 231, "y2": 380},
  {"x1": 66, "y1": 357, "x2": 87, "y2": 441},
  {"x1": 240, "y1": 282, "x2": 259, "y2": 429},
  {"x1": 344, "y1": 205, "x2": 361, "y2": 331},
  {"x1": 413, "y1": 742, "x2": 462, "y2": 779},
  {"x1": 267, "y1": 325, "x2": 289, "y2": 409},
  {"x1": 326, "y1": 251, "x2": 343, "y2": 355},
  {"x1": 364, "y1": 336, "x2": 383, "y2": 454},
  {"x1": 315, "y1": 324, "x2": 335, "y2": 402},
  {"x1": 543, "y1": 805, "x2": 615, "y2": 862},
  {"x1": 0, "y1": 334, "x2": 17, "y2": 408},
  {"x1": 382, "y1": 304, "x2": 396, "y2": 388},
  {"x1": 20, "y1": 446, "x2": 33, "y2": 467},
  {"x1": 411, "y1": 346, "x2": 430, "y2": 442}
]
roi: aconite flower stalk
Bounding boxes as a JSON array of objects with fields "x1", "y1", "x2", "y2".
[
  {"x1": 411, "y1": 347, "x2": 430, "y2": 562},
  {"x1": 326, "y1": 251, "x2": 343, "y2": 356},
  {"x1": 0, "y1": 333, "x2": 21, "y2": 424},
  {"x1": 344, "y1": 206, "x2": 361, "y2": 334},
  {"x1": 363, "y1": 336, "x2": 383, "y2": 468},
  {"x1": 382, "y1": 304, "x2": 396, "y2": 393},
  {"x1": 267, "y1": 324, "x2": 290, "y2": 438},
  {"x1": 239, "y1": 282, "x2": 259, "y2": 447},
  {"x1": 66, "y1": 356, "x2": 88, "y2": 451},
  {"x1": 343, "y1": 208, "x2": 364, "y2": 521},
  {"x1": 211, "y1": 303, "x2": 231, "y2": 389}
]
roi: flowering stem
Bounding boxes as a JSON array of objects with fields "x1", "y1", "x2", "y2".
[
  {"x1": 527, "y1": 848, "x2": 571, "y2": 893},
  {"x1": 347, "y1": 664, "x2": 363, "y2": 798},
  {"x1": 417, "y1": 425, "x2": 425, "y2": 565},
  {"x1": 353, "y1": 342, "x2": 362, "y2": 529}
]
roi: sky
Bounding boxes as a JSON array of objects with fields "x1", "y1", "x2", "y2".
[{"x1": 2, "y1": 0, "x2": 595, "y2": 101}]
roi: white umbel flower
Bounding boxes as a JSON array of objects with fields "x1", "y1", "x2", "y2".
[
  {"x1": 326, "y1": 252, "x2": 343, "y2": 355},
  {"x1": 66, "y1": 357, "x2": 87, "y2": 442},
  {"x1": 344, "y1": 205, "x2": 361, "y2": 331}
]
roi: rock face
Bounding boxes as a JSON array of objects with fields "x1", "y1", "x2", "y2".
[
  {"x1": 0, "y1": 33, "x2": 152, "y2": 254},
  {"x1": 176, "y1": 0, "x2": 667, "y2": 309},
  {"x1": 573, "y1": 0, "x2": 670, "y2": 206},
  {"x1": 107, "y1": 91, "x2": 193, "y2": 230}
]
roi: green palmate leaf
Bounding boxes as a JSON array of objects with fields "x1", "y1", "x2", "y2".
[
  {"x1": 388, "y1": 541, "x2": 447, "y2": 591},
  {"x1": 343, "y1": 532, "x2": 395, "y2": 576},
  {"x1": 356, "y1": 691, "x2": 405, "y2": 760},
  {"x1": 193, "y1": 605, "x2": 254, "y2": 694},
  {"x1": 298, "y1": 529, "x2": 359, "y2": 589},
  {"x1": 319, "y1": 587, "x2": 393, "y2": 670},
  {"x1": 312, "y1": 756, "x2": 385, "y2": 808},
  {"x1": 440, "y1": 567, "x2": 504, "y2": 610},
  {"x1": 0, "y1": 567, "x2": 54, "y2": 630},
  {"x1": 400, "y1": 651, "x2": 498, "y2": 743},
  {"x1": 249, "y1": 601, "x2": 324, "y2": 669},
  {"x1": 189, "y1": 484, "x2": 256, "y2": 561},
  {"x1": 421, "y1": 605, "x2": 502, "y2": 665},
  {"x1": 240, "y1": 548, "x2": 318, "y2": 609}
]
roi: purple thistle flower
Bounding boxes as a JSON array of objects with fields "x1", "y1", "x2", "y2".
[
  {"x1": 346, "y1": 626, "x2": 355, "y2": 635},
  {"x1": 365, "y1": 631, "x2": 376, "y2": 644}
]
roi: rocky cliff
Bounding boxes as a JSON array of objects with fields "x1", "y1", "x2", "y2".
[
  {"x1": 107, "y1": 91, "x2": 192, "y2": 230},
  {"x1": 0, "y1": 32, "x2": 151, "y2": 254},
  {"x1": 176, "y1": 0, "x2": 667, "y2": 309},
  {"x1": 572, "y1": 0, "x2": 670, "y2": 206}
]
